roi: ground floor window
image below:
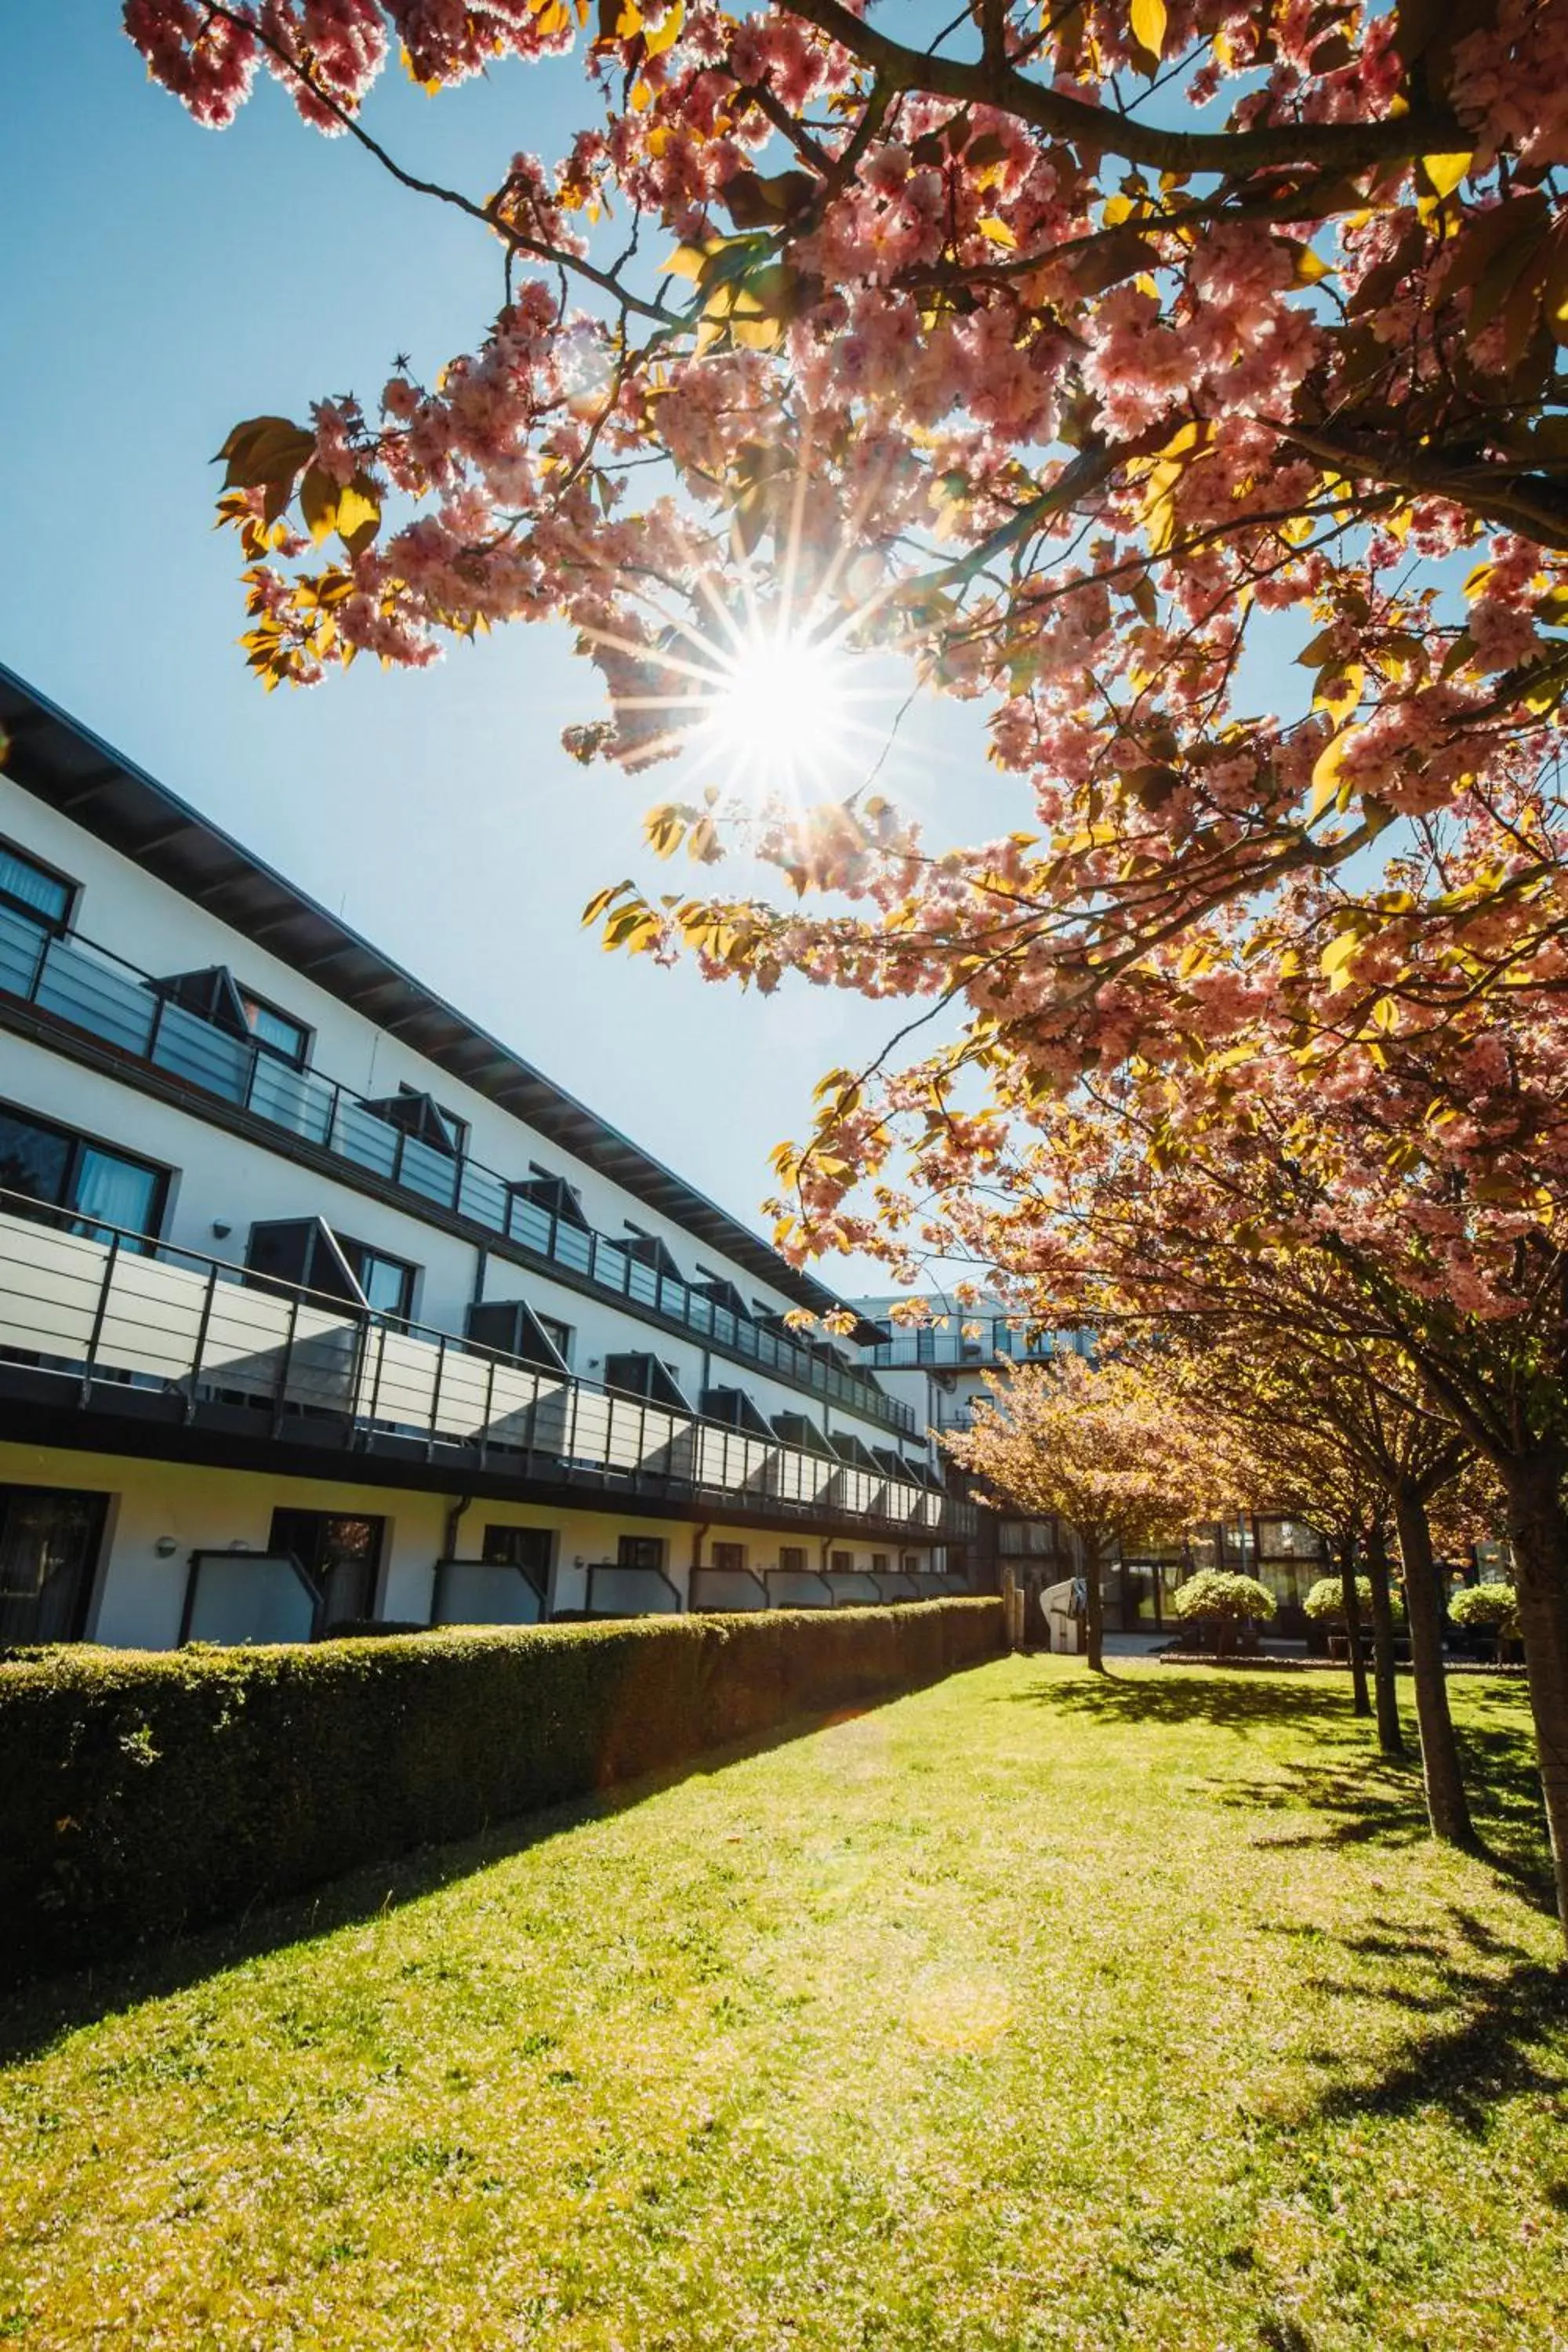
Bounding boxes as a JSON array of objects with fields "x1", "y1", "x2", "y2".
[
  {"x1": 0, "y1": 1485, "x2": 105, "y2": 1645},
  {"x1": 871, "y1": 1552, "x2": 889, "y2": 1573},
  {"x1": 710, "y1": 1541, "x2": 746, "y2": 1574},
  {"x1": 779, "y1": 1545, "x2": 807, "y2": 1575},
  {"x1": 617, "y1": 1534, "x2": 666, "y2": 1572},
  {"x1": 269, "y1": 1509, "x2": 383, "y2": 1626},
  {"x1": 902, "y1": 1552, "x2": 920, "y2": 1576},
  {"x1": 829, "y1": 1550, "x2": 854, "y2": 1576},
  {"x1": 481, "y1": 1525, "x2": 554, "y2": 1577}
]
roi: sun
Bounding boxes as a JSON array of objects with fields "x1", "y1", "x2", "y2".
[{"x1": 697, "y1": 625, "x2": 851, "y2": 795}]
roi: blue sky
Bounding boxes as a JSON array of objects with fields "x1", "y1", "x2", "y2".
[{"x1": 1, "y1": 3, "x2": 996, "y2": 1289}]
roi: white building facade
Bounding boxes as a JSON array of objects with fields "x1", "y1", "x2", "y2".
[{"x1": 0, "y1": 667, "x2": 974, "y2": 1650}]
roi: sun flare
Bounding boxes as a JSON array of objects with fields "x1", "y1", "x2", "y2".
[{"x1": 698, "y1": 626, "x2": 851, "y2": 795}]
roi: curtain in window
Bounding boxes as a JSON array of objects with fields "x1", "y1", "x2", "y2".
[
  {"x1": 0, "y1": 848, "x2": 68, "y2": 924},
  {"x1": 71, "y1": 1148, "x2": 159, "y2": 1246}
]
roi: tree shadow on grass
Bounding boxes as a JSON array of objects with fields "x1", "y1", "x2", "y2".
[
  {"x1": 0, "y1": 1704, "x2": 859, "y2": 2071},
  {"x1": 998, "y1": 1663, "x2": 1355, "y2": 1733},
  {"x1": 1301, "y1": 1903, "x2": 1566, "y2": 2133},
  {"x1": 1012, "y1": 1659, "x2": 1558, "y2": 1916}
]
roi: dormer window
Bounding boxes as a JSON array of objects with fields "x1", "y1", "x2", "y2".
[
  {"x1": 150, "y1": 965, "x2": 251, "y2": 1037},
  {"x1": 0, "y1": 838, "x2": 75, "y2": 934},
  {"x1": 509, "y1": 1170, "x2": 590, "y2": 1231},
  {"x1": 702, "y1": 1385, "x2": 773, "y2": 1436},
  {"x1": 693, "y1": 1272, "x2": 750, "y2": 1318},
  {"x1": 622, "y1": 1226, "x2": 683, "y2": 1281},
  {"x1": 604, "y1": 1352, "x2": 691, "y2": 1410},
  {"x1": 359, "y1": 1087, "x2": 465, "y2": 1158}
]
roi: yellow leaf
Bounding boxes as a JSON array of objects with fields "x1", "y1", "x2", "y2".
[
  {"x1": 1321, "y1": 930, "x2": 1363, "y2": 977},
  {"x1": 641, "y1": 0, "x2": 684, "y2": 55},
  {"x1": 1313, "y1": 660, "x2": 1364, "y2": 725},
  {"x1": 977, "y1": 215, "x2": 1018, "y2": 249},
  {"x1": 1422, "y1": 151, "x2": 1472, "y2": 199},
  {"x1": 1308, "y1": 726, "x2": 1358, "y2": 818},
  {"x1": 1130, "y1": 0, "x2": 1167, "y2": 58}
]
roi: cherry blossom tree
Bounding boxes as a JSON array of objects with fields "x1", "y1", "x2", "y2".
[
  {"x1": 942, "y1": 1352, "x2": 1221, "y2": 1670},
  {"x1": 122, "y1": 5, "x2": 1568, "y2": 1928}
]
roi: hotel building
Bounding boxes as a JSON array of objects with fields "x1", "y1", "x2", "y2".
[{"x1": 0, "y1": 666, "x2": 974, "y2": 1650}]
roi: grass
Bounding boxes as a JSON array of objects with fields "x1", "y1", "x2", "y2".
[{"x1": 1, "y1": 1658, "x2": 1565, "y2": 2352}]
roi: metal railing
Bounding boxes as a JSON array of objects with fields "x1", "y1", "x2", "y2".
[
  {"x1": 0, "y1": 1192, "x2": 971, "y2": 1542},
  {"x1": 862, "y1": 1319, "x2": 1095, "y2": 1369},
  {"x1": 0, "y1": 902, "x2": 914, "y2": 1436}
]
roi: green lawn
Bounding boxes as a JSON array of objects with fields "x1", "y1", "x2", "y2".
[{"x1": 2, "y1": 1659, "x2": 1565, "y2": 2351}]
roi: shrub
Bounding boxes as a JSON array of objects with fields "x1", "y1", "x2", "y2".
[
  {"x1": 1448, "y1": 1582, "x2": 1521, "y2": 1638},
  {"x1": 1169, "y1": 1571, "x2": 1276, "y2": 1654},
  {"x1": 1302, "y1": 1575, "x2": 1404, "y2": 1624},
  {"x1": 1170, "y1": 1570, "x2": 1276, "y2": 1625},
  {"x1": 0, "y1": 1599, "x2": 1001, "y2": 1984}
]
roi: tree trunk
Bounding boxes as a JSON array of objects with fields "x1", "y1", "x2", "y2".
[
  {"x1": 1083, "y1": 1537, "x2": 1105, "y2": 1675},
  {"x1": 1338, "y1": 1532, "x2": 1370, "y2": 1719},
  {"x1": 1364, "y1": 1519, "x2": 1405, "y2": 1761},
  {"x1": 1501, "y1": 1451, "x2": 1568, "y2": 1953},
  {"x1": 1393, "y1": 1479, "x2": 1475, "y2": 1848}
]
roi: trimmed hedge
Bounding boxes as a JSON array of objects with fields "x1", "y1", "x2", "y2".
[{"x1": 0, "y1": 1599, "x2": 1001, "y2": 1983}]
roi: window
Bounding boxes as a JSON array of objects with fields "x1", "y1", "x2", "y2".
[
  {"x1": 536, "y1": 1316, "x2": 572, "y2": 1366},
  {"x1": 239, "y1": 988, "x2": 310, "y2": 1068},
  {"x1": 618, "y1": 1534, "x2": 666, "y2": 1572},
  {"x1": 0, "y1": 1485, "x2": 105, "y2": 1644},
  {"x1": 604, "y1": 1352, "x2": 691, "y2": 1410},
  {"x1": 871, "y1": 1553, "x2": 889, "y2": 1574},
  {"x1": 245, "y1": 1218, "x2": 417, "y2": 1323},
  {"x1": 338, "y1": 1236, "x2": 417, "y2": 1323},
  {"x1": 902, "y1": 1553, "x2": 920, "y2": 1577},
  {"x1": 269, "y1": 1509, "x2": 383, "y2": 1627},
  {"x1": 0, "y1": 1102, "x2": 165, "y2": 1246},
  {"x1": 0, "y1": 838, "x2": 74, "y2": 933},
  {"x1": 710, "y1": 1541, "x2": 746, "y2": 1574},
  {"x1": 829, "y1": 1550, "x2": 855, "y2": 1576},
  {"x1": 779, "y1": 1546, "x2": 808, "y2": 1575},
  {"x1": 481, "y1": 1526, "x2": 554, "y2": 1578}
]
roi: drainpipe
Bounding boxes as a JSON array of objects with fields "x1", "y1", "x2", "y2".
[
  {"x1": 470, "y1": 1246, "x2": 488, "y2": 1311},
  {"x1": 444, "y1": 1494, "x2": 473, "y2": 1558},
  {"x1": 689, "y1": 1520, "x2": 709, "y2": 1610}
]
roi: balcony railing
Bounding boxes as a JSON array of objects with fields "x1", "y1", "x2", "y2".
[
  {"x1": 0, "y1": 1195, "x2": 971, "y2": 1543},
  {"x1": 863, "y1": 1319, "x2": 1094, "y2": 1370},
  {"x1": 0, "y1": 904, "x2": 914, "y2": 1436}
]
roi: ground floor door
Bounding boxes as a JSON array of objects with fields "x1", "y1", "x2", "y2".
[
  {"x1": 0, "y1": 1486, "x2": 107, "y2": 1645},
  {"x1": 269, "y1": 1509, "x2": 385, "y2": 1628}
]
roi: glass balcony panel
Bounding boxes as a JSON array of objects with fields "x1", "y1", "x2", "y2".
[
  {"x1": 626, "y1": 1260, "x2": 659, "y2": 1308},
  {"x1": 457, "y1": 1163, "x2": 507, "y2": 1232},
  {"x1": 592, "y1": 1237, "x2": 627, "y2": 1290},
  {"x1": 35, "y1": 938, "x2": 158, "y2": 1057},
  {"x1": 0, "y1": 906, "x2": 49, "y2": 998},
  {"x1": 553, "y1": 1222, "x2": 592, "y2": 1276},
  {"x1": 399, "y1": 1132, "x2": 459, "y2": 1209},
  {"x1": 184, "y1": 1553, "x2": 317, "y2": 1646},
  {"x1": 247, "y1": 1055, "x2": 336, "y2": 1145},
  {"x1": 506, "y1": 1195, "x2": 553, "y2": 1252},
  {"x1": 152, "y1": 1000, "x2": 252, "y2": 1102},
  {"x1": 332, "y1": 1097, "x2": 401, "y2": 1179}
]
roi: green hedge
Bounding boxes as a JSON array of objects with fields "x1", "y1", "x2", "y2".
[{"x1": 0, "y1": 1599, "x2": 1001, "y2": 1983}]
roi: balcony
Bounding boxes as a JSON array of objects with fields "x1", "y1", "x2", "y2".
[
  {"x1": 863, "y1": 1320, "x2": 1092, "y2": 1370},
  {"x1": 0, "y1": 905, "x2": 915, "y2": 1437},
  {"x1": 0, "y1": 1195, "x2": 972, "y2": 1544}
]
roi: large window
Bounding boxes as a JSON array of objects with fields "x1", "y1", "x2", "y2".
[
  {"x1": 617, "y1": 1534, "x2": 666, "y2": 1572},
  {"x1": 482, "y1": 1526, "x2": 554, "y2": 1578},
  {"x1": 0, "y1": 838, "x2": 75, "y2": 933},
  {"x1": 0, "y1": 1486, "x2": 106, "y2": 1645},
  {"x1": 269, "y1": 1508, "x2": 383, "y2": 1627},
  {"x1": 779, "y1": 1546, "x2": 808, "y2": 1575},
  {"x1": 710, "y1": 1541, "x2": 746, "y2": 1574},
  {"x1": 0, "y1": 1103, "x2": 166, "y2": 1247}
]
